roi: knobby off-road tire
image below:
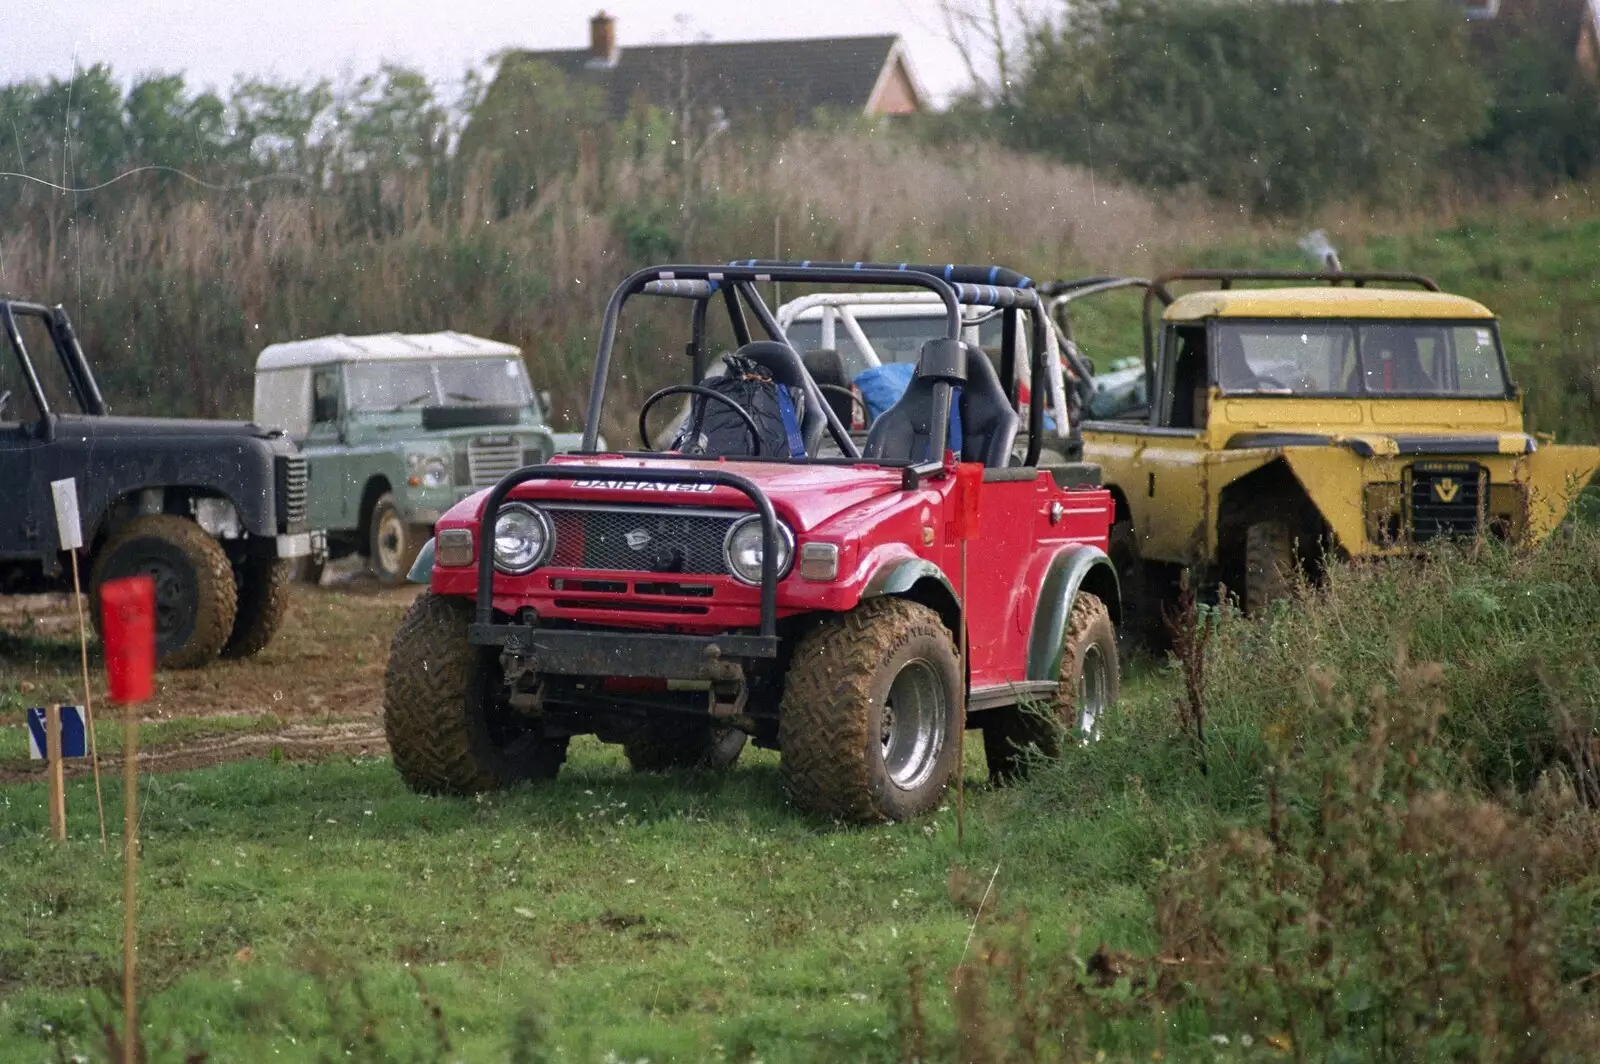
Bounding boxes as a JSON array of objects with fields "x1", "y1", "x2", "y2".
[
  {"x1": 1108, "y1": 519, "x2": 1164, "y2": 654},
  {"x1": 779, "y1": 598, "x2": 964, "y2": 822},
  {"x1": 222, "y1": 556, "x2": 293, "y2": 659},
  {"x1": 91, "y1": 515, "x2": 237, "y2": 670},
  {"x1": 983, "y1": 591, "x2": 1119, "y2": 783},
  {"x1": 1244, "y1": 519, "x2": 1296, "y2": 617},
  {"x1": 623, "y1": 722, "x2": 746, "y2": 772},
  {"x1": 369, "y1": 492, "x2": 428, "y2": 585},
  {"x1": 383, "y1": 592, "x2": 567, "y2": 794}
]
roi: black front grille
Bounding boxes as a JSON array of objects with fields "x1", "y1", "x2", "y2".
[
  {"x1": 275, "y1": 455, "x2": 309, "y2": 531},
  {"x1": 543, "y1": 504, "x2": 738, "y2": 575},
  {"x1": 1408, "y1": 461, "x2": 1482, "y2": 541}
]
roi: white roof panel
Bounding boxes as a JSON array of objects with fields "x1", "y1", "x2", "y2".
[{"x1": 255, "y1": 331, "x2": 522, "y2": 371}]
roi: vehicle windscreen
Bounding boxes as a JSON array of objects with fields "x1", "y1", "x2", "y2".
[
  {"x1": 787, "y1": 313, "x2": 1003, "y2": 377},
  {"x1": 346, "y1": 358, "x2": 533, "y2": 412},
  {"x1": 1213, "y1": 321, "x2": 1509, "y2": 397}
]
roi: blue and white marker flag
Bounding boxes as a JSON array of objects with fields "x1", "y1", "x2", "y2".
[{"x1": 26, "y1": 707, "x2": 88, "y2": 760}]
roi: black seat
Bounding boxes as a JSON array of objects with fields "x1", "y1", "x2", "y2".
[
  {"x1": 863, "y1": 340, "x2": 1019, "y2": 468},
  {"x1": 959, "y1": 342, "x2": 1020, "y2": 467},
  {"x1": 730, "y1": 341, "x2": 828, "y2": 455}
]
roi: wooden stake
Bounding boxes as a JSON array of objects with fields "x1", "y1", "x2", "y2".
[
  {"x1": 46, "y1": 704, "x2": 66, "y2": 841},
  {"x1": 70, "y1": 550, "x2": 108, "y2": 850},
  {"x1": 122, "y1": 711, "x2": 139, "y2": 1064}
]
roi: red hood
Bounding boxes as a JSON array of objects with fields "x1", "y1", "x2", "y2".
[{"x1": 455, "y1": 455, "x2": 908, "y2": 532}]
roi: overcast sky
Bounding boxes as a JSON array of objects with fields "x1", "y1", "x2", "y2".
[{"x1": 6, "y1": 0, "x2": 1038, "y2": 106}]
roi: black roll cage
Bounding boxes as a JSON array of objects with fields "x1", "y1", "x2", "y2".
[
  {"x1": 581, "y1": 262, "x2": 1059, "y2": 468},
  {"x1": 0, "y1": 300, "x2": 108, "y2": 429}
]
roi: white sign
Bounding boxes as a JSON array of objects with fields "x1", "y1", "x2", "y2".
[{"x1": 50, "y1": 478, "x2": 83, "y2": 551}]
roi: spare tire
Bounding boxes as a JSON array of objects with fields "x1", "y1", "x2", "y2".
[{"x1": 420, "y1": 404, "x2": 522, "y2": 430}]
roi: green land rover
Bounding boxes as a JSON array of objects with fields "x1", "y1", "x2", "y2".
[{"x1": 252, "y1": 331, "x2": 589, "y2": 583}]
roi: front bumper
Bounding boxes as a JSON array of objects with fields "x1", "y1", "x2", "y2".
[
  {"x1": 469, "y1": 625, "x2": 777, "y2": 679},
  {"x1": 276, "y1": 530, "x2": 325, "y2": 559}
]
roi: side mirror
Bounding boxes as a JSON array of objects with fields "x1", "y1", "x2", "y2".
[{"x1": 538, "y1": 390, "x2": 552, "y2": 416}]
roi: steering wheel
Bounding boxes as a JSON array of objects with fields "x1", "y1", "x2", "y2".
[
  {"x1": 1252, "y1": 376, "x2": 1293, "y2": 393},
  {"x1": 818, "y1": 384, "x2": 870, "y2": 428},
  {"x1": 638, "y1": 385, "x2": 763, "y2": 454}
]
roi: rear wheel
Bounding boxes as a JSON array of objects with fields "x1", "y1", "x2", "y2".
[
  {"x1": 1108, "y1": 519, "x2": 1165, "y2": 653},
  {"x1": 1244, "y1": 519, "x2": 1296, "y2": 616},
  {"x1": 384, "y1": 592, "x2": 567, "y2": 793},
  {"x1": 91, "y1": 515, "x2": 237, "y2": 670},
  {"x1": 222, "y1": 555, "x2": 292, "y2": 659},
  {"x1": 369, "y1": 492, "x2": 428, "y2": 585},
  {"x1": 983, "y1": 591, "x2": 1119, "y2": 783},
  {"x1": 779, "y1": 598, "x2": 963, "y2": 822},
  {"x1": 623, "y1": 722, "x2": 746, "y2": 772}
]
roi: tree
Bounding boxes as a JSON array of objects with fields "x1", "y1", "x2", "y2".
[{"x1": 1013, "y1": 0, "x2": 1488, "y2": 213}]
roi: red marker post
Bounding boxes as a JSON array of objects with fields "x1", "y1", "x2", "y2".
[{"x1": 100, "y1": 575, "x2": 154, "y2": 1064}]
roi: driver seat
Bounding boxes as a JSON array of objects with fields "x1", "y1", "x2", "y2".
[{"x1": 726, "y1": 341, "x2": 829, "y2": 455}]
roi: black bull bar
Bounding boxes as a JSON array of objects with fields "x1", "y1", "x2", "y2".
[{"x1": 467, "y1": 465, "x2": 782, "y2": 678}]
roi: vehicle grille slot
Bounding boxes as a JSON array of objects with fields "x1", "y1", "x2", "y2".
[
  {"x1": 274, "y1": 455, "x2": 309, "y2": 530},
  {"x1": 468, "y1": 436, "x2": 524, "y2": 489},
  {"x1": 1408, "y1": 462, "x2": 1482, "y2": 541},
  {"x1": 542, "y1": 504, "x2": 738, "y2": 576}
]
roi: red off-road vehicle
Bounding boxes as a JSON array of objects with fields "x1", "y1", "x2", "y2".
[{"x1": 383, "y1": 262, "x2": 1121, "y2": 822}]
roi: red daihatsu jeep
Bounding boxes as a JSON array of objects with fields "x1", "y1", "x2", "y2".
[{"x1": 383, "y1": 262, "x2": 1120, "y2": 822}]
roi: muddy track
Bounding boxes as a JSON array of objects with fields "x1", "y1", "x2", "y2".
[{"x1": 0, "y1": 720, "x2": 390, "y2": 784}]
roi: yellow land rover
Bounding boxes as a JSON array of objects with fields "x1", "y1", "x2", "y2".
[{"x1": 1052, "y1": 270, "x2": 1600, "y2": 634}]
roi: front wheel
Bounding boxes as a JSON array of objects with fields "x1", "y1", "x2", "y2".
[
  {"x1": 983, "y1": 591, "x2": 1119, "y2": 783},
  {"x1": 779, "y1": 598, "x2": 964, "y2": 822},
  {"x1": 369, "y1": 492, "x2": 428, "y2": 585},
  {"x1": 222, "y1": 555, "x2": 292, "y2": 659},
  {"x1": 91, "y1": 515, "x2": 238, "y2": 670},
  {"x1": 1244, "y1": 519, "x2": 1296, "y2": 616},
  {"x1": 383, "y1": 592, "x2": 567, "y2": 793}
]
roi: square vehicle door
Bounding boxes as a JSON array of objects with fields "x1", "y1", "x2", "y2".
[
  {"x1": 940, "y1": 470, "x2": 1052, "y2": 686},
  {"x1": 0, "y1": 311, "x2": 71, "y2": 557},
  {"x1": 301, "y1": 364, "x2": 354, "y2": 530}
]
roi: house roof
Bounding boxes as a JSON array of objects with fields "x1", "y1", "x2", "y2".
[
  {"x1": 1165, "y1": 288, "x2": 1496, "y2": 322},
  {"x1": 498, "y1": 34, "x2": 918, "y2": 120},
  {"x1": 255, "y1": 332, "x2": 521, "y2": 372}
]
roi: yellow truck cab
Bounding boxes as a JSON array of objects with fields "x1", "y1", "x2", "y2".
[{"x1": 1060, "y1": 270, "x2": 1600, "y2": 630}]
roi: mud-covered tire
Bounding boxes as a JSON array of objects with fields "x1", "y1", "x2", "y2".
[
  {"x1": 623, "y1": 723, "x2": 746, "y2": 772},
  {"x1": 91, "y1": 515, "x2": 237, "y2": 670},
  {"x1": 1244, "y1": 519, "x2": 1296, "y2": 616},
  {"x1": 383, "y1": 592, "x2": 567, "y2": 794},
  {"x1": 1108, "y1": 519, "x2": 1165, "y2": 654},
  {"x1": 983, "y1": 591, "x2": 1119, "y2": 783},
  {"x1": 221, "y1": 556, "x2": 293, "y2": 659},
  {"x1": 779, "y1": 598, "x2": 963, "y2": 822},
  {"x1": 369, "y1": 493, "x2": 428, "y2": 585}
]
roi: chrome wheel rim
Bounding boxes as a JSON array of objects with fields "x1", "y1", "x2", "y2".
[
  {"x1": 1077, "y1": 644, "x2": 1109, "y2": 740},
  {"x1": 881, "y1": 658, "x2": 947, "y2": 790},
  {"x1": 376, "y1": 510, "x2": 404, "y2": 576}
]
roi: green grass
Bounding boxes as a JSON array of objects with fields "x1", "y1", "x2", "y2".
[{"x1": 0, "y1": 682, "x2": 1199, "y2": 1063}]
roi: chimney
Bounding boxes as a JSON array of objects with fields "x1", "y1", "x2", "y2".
[{"x1": 589, "y1": 11, "x2": 617, "y2": 63}]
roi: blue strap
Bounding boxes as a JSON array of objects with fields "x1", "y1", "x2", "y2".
[
  {"x1": 776, "y1": 385, "x2": 806, "y2": 458},
  {"x1": 949, "y1": 385, "x2": 963, "y2": 457}
]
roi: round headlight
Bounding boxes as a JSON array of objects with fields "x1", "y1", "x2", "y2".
[
  {"x1": 421, "y1": 456, "x2": 450, "y2": 488},
  {"x1": 723, "y1": 515, "x2": 794, "y2": 586},
  {"x1": 493, "y1": 503, "x2": 553, "y2": 574}
]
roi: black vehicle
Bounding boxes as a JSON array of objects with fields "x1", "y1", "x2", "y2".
[{"x1": 0, "y1": 300, "x2": 320, "y2": 668}]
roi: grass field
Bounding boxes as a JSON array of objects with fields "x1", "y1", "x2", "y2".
[
  {"x1": 1, "y1": 611, "x2": 1196, "y2": 1062},
  {"x1": 5, "y1": 528, "x2": 1598, "y2": 1061}
]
